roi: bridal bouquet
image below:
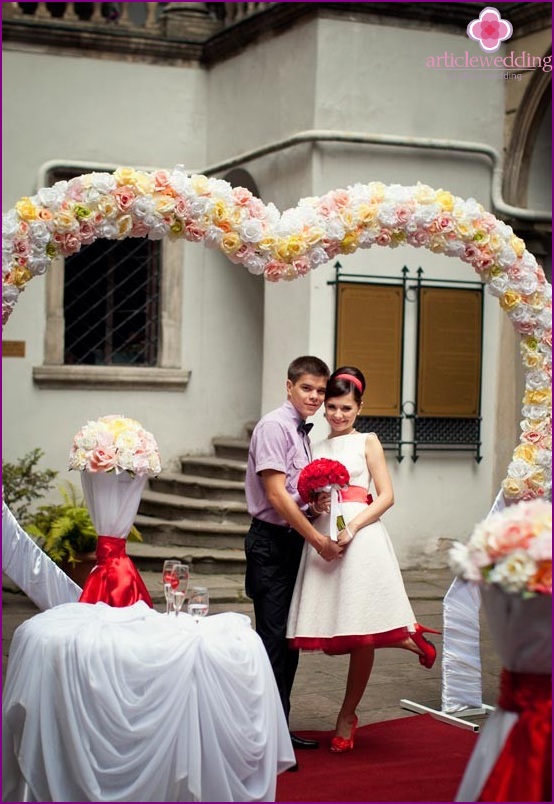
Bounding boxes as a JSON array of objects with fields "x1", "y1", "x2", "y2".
[
  {"x1": 449, "y1": 499, "x2": 551, "y2": 597},
  {"x1": 69, "y1": 414, "x2": 161, "y2": 477},
  {"x1": 298, "y1": 458, "x2": 350, "y2": 540}
]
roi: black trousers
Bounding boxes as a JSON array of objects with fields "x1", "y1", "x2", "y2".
[{"x1": 244, "y1": 517, "x2": 304, "y2": 722}]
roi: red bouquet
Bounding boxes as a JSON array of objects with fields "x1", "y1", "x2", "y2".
[{"x1": 298, "y1": 458, "x2": 350, "y2": 503}]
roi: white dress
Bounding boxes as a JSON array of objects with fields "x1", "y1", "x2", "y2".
[{"x1": 287, "y1": 432, "x2": 417, "y2": 653}]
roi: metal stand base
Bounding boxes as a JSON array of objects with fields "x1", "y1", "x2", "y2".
[{"x1": 400, "y1": 699, "x2": 494, "y2": 732}]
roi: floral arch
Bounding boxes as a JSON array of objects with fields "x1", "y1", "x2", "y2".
[{"x1": 2, "y1": 166, "x2": 551, "y2": 502}]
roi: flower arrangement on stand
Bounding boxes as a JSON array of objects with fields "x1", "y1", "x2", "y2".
[
  {"x1": 448, "y1": 498, "x2": 551, "y2": 597},
  {"x1": 69, "y1": 414, "x2": 161, "y2": 608},
  {"x1": 298, "y1": 458, "x2": 350, "y2": 541},
  {"x1": 451, "y1": 498, "x2": 552, "y2": 803}
]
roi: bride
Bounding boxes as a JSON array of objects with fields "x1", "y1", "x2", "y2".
[{"x1": 286, "y1": 366, "x2": 440, "y2": 753}]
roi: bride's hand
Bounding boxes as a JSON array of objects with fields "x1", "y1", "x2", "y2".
[
  {"x1": 311, "y1": 491, "x2": 331, "y2": 515},
  {"x1": 337, "y1": 524, "x2": 355, "y2": 546}
]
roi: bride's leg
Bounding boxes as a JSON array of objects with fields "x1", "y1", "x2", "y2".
[{"x1": 335, "y1": 644, "x2": 374, "y2": 738}]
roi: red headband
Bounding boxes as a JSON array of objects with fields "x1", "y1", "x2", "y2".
[{"x1": 335, "y1": 373, "x2": 363, "y2": 393}]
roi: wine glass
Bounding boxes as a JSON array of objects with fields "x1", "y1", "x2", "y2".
[
  {"x1": 162, "y1": 560, "x2": 180, "y2": 615},
  {"x1": 170, "y1": 564, "x2": 189, "y2": 614},
  {"x1": 187, "y1": 586, "x2": 209, "y2": 621}
]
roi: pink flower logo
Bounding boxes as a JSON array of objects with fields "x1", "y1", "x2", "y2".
[{"x1": 467, "y1": 7, "x2": 513, "y2": 53}]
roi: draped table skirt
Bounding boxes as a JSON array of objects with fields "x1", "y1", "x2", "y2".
[{"x1": 2, "y1": 603, "x2": 295, "y2": 802}]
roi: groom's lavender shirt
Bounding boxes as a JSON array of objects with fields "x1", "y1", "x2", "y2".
[{"x1": 245, "y1": 400, "x2": 311, "y2": 526}]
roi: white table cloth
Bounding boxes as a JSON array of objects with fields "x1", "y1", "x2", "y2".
[{"x1": 2, "y1": 603, "x2": 295, "y2": 802}]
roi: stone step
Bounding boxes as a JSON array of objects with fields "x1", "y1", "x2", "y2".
[
  {"x1": 139, "y1": 489, "x2": 250, "y2": 525},
  {"x1": 127, "y1": 539, "x2": 246, "y2": 576},
  {"x1": 179, "y1": 455, "x2": 247, "y2": 482},
  {"x1": 134, "y1": 513, "x2": 247, "y2": 550},
  {"x1": 212, "y1": 437, "x2": 250, "y2": 461},
  {"x1": 150, "y1": 472, "x2": 245, "y2": 502},
  {"x1": 138, "y1": 569, "x2": 248, "y2": 606}
]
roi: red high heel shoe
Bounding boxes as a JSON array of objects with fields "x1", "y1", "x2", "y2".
[
  {"x1": 330, "y1": 716, "x2": 358, "y2": 753},
  {"x1": 411, "y1": 624, "x2": 440, "y2": 669}
]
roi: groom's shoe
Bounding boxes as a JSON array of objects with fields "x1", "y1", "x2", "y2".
[{"x1": 290, "y1": 732, "x2": 319, "y2": 749}]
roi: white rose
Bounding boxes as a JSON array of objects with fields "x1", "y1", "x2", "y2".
[
  {"x1": 240, "y1": 219, "x2": 264, "y2": 243},
  {"x1": 133, "y1": 197, "x2": 155, "y2": 219},
  {"x1": 488, "y1": 551, "x2": 537, "y2": 593},
  {"x1": 448, "y1": 542, "x2": 482, "y2": 582},
  {"x1": 97, "y1": 221, "x2": 119, "y2": 240},
  {"x1": 88, "y1": 172, "x2": 116, "y2": 194},
  {"x1": 507, "y1": 459, "x2": 533, "y2": 480},
  {"x1": 244, "y1": 255, "x2": 267, "y2": 275},
  {"x1": 2, "y1": 211, "x2": 20, "y2": 239}
]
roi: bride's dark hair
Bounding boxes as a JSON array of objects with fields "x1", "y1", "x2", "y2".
[{"x1": 325, "y1": 366, "x2": 366, "y2": 404}]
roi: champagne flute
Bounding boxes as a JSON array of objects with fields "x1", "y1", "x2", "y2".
[
  {"x1": 171, "y1": 590, "x2": 186, "y2": 617},
  {"x1": 187, "y1": 586, "x2": 209, "y2": 621},
  {"x1": 171, "y1": 564, "x2": 189, "y2": 599},
  {"x1": 162, "y1": 560, "x2": 179, "y2": 615}
]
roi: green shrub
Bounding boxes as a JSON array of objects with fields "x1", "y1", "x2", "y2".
[{"x1": 2, "y1": 448, "x2": 58, "y2": 525}]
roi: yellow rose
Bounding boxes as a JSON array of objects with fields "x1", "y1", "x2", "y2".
[
  {"x1": 274, "y1": 241, "x2": 289, "y2": 261},
  {"x1": 191, "y1": 174, "x2": 210, "y2": 195},
  {"x1": 523, "y1": 352, "x2": 541, "y2": 368},
  {"x1": 212, "y1": 200, "x2": 229, "y2": 224},
  {"x1": 502, "y1": 477, "x2": 524, "y2": 498},
  {"x1": 286, "y1": 236, "x2": 304, "y2": 257},
  {"x1": 436, "y1": 190, "x2": 454, "y2": 211},
  {"x1": 489, "y1": 233, "x2": 502, "y2": 251},
  {"x1": 117, "y1": 215, "x2": 133, "y2": 237},
  {"x1": 358, "y1": 204, "x2": 377, "y2": 223},
  {"x1": 259, "y1": 236, "x2": 276, "y2": 252},
  {"x1": 15, "y1": 197, "x2": 38, "y2": 221},
  {"x1": 98, "y1": 198, "x2": 117, "y2": 218},
  {"x1": 54, "y1": 210, "x2": 78, "y2": 232},
  {"x1": 490, "y1": 266, "x2": 504, "y2": 277},
  {"x1": 340, "y1": 232, "x2": 359, "y2": 253},
  {"x1": 155, "y1": 196, "x2": 176, "y2": 215},
  {"x1": 134, "y1": 173, "x2": 154, "y2": 195},
  {"x1": 513, "y1": 444, "x2": 537, "y2": 463},
  {"x1": 46, "y1": 243, "x2": 58, "y2": 258},
  {"x1": 221, "y1": 232, "x2": 241, "y2": 255},
  {"x1": 528, "y1": 469, "x2": 545, "y2": 490},
  {"x1": 457, "y1": 221, "x2": 472, "y2": 237},
  {"x1": 510, "y1": 235, "x2": 525, "y2": 257},
  {"x1": 524, "y1": 389, "x2": 551, "y2": 405},
  {"x1": 11, "y1": 267, "x2": 33, "y2": 287},
  {"x1": 113, "y1": 167, "x2": 137, "y2": 186},
  {"x1": 304, "y1": 227, "x2": 324, "y2": 247},
  {"x1": 500, "y1": 290, "x2": 521, "y2": 311},
  {"x1": 170, "y1": 219, "x2": 183, "y2": 235},
  {"x1": 472, "y1": 231, "x2": 489, "y2": 245}
]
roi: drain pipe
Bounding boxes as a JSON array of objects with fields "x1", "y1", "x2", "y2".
[
  {"x1": 36, "y1": 129, "x2": 551, "y2": 224},
  {"x1": 199, "y1": 129, "x2": 550, "y2": 224}
]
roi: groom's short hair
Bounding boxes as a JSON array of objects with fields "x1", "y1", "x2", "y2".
[{"x1": 287, "y1": 356, "x2": 330, "y2": 383}]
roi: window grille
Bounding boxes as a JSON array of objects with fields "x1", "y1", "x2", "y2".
[{"x1": 64, "y1": 237, "x2": 161, "y2": 366}]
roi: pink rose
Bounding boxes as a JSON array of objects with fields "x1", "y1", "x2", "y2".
[
  {"x1": 184, "y1": 223, "x2": 205, "y2": 242},
  {"x1": 153, "y1": 170, "x2": 171, "y2": 191},
  {"x1": 228, "y1": 243, "x2": 255, "y2": 264},
  {"x1": 232, "y1": 187, "x2": 253, "y2": 206},
  {"x1": 407, "y1": 230, "x2": 430, "y2": 247},
  {"x1": 248, "y1": 198, "x2": 267, "y2": 219},
  {"x1": 291, "y1": 256, "x2": 311, "y2": 276},
  {"x1": 88, "y1": 447, "x2": 118, "y2": 472},
  {"x1": 58, "y1": 233, "x2": 82, "y2": 255},
  {"x1": 317, "y1": 200, "x2": 336, "y2": 217},
  {"x1": 488, "y1": 523, "x2": 534, "y2": 557},
  {"x1": 131, "y1": 222, "x2": 150, "y2": 238},
  {"x1": 13, "y1": 239, "x2": 29, "y2": 258},
  {"x1": 395, "y1": 205, "x2": 412, "y2": 224},
  {"x1": 265, "y1": 260, "x2": 287, "y2": 282},
  {"x1": 331, "y1": 190, "x2": 350, "y2": 208},
  {"x1": 376, "y1": 230, "x2": 392, "y2": 247},
  {"x1": 174, "y1": 197, "x2": 189, "y2": 218},
  {"x1": 113, "y1": 187, "x2": 135, "y2": 212},
  {"x1": 79, "y1": 221, "x2": 97, "y2": 245}
]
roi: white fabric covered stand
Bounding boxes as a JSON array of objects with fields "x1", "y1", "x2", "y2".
[
  {"x1": 81, "y1": 470, "x2": 146, "y2": 539},
  {"x1": 2, "y1": 501, "x2": 81, "y2": 610},
  {"x1": 455, "y1": 586, "x2": 552, "y2": 801},
  {"x1": 2, "y1": 604, "x2": 295, "y2": 802}
]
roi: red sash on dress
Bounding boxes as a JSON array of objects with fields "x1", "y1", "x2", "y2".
[
  {"x1": 339, "y1": 485, "x2": 373, "y2": 505},
  {"x1": 478, "y1": 669, "x2": 552, "y2": 802},
  {"x1": 78, "y1": 535, "x2": 153, "y2": 608}
]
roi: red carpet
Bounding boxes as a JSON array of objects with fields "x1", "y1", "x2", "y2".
[{"x1": 276, "y1": 714, "x2": 477, "y2": 802}]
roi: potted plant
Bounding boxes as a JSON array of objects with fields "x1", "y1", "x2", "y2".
[{"x1": 26, "y1": 482, "x2": 142, "y2": 587}]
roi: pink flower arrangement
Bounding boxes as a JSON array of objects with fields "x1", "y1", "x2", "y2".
[
  {"x1": 449, "y1": 499, "x2": 552, "y2": 597},
  {"x1": 2, "y1": 168, "x2": 551, "y2": 501},
  {"x1": 69, "y1": 414, "x2": 161, "y2": 477}
]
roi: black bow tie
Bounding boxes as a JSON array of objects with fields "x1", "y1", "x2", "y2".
[{"x1": 298, "y1": 421, "x2": 313, "y2": 436}]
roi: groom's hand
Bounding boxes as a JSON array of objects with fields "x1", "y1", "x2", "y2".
[{"x1": 318, "y1": 537, "x2": 343, "y2": 562}]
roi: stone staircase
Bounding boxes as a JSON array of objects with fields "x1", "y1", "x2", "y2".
[{"x1": 128, "y1": 430, "x2": 253, "y2": 580}]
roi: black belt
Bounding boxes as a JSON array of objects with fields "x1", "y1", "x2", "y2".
[{"x1": 251, "y1": 517, "x2": 297, "y2": 537}]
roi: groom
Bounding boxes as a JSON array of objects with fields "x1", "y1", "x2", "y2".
[{"x1": 245, "y1": 356, "x2": 343, "y2": 759}]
